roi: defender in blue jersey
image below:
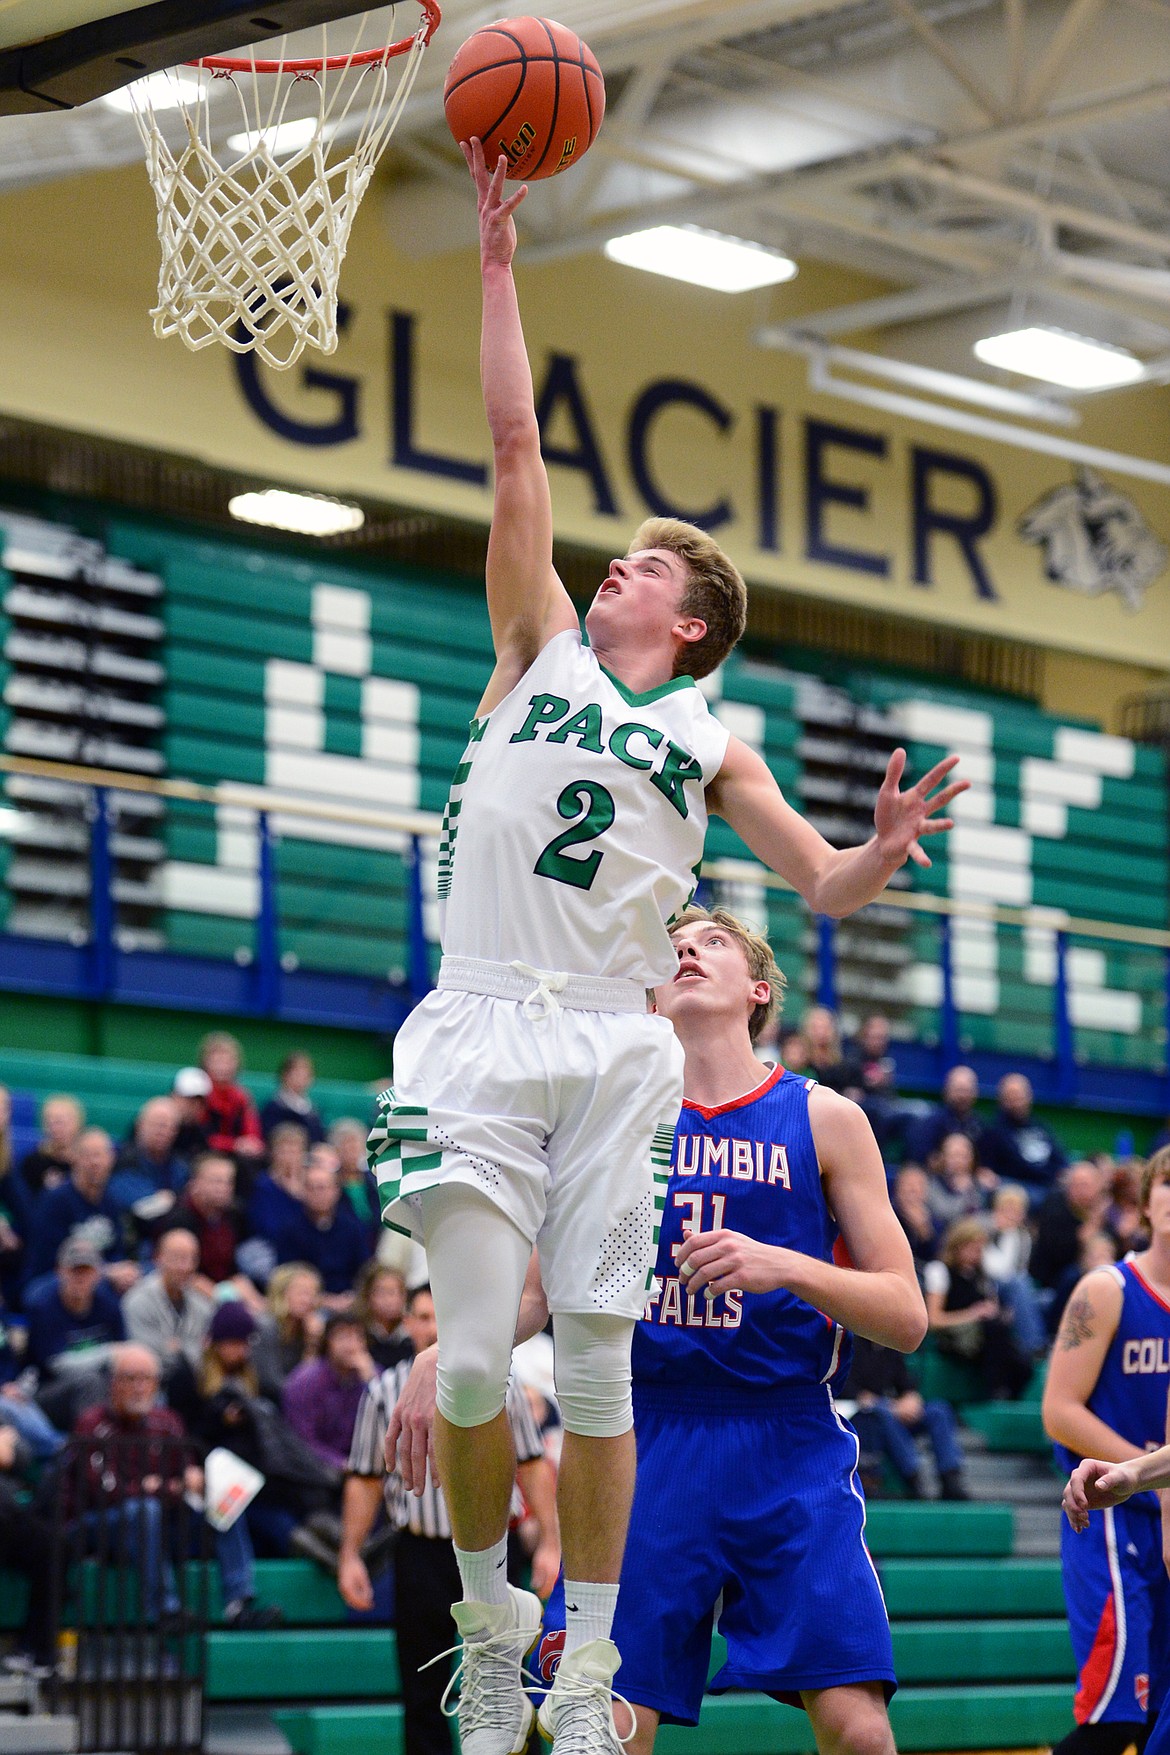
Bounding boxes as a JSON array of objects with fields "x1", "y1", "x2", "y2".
[
  {"x1": 595, "y1": 907, "x2": 926, "y2": 1755},
  {"x1": 1047, "y1": 1146, "x2": 1170, "y2": 1755}
]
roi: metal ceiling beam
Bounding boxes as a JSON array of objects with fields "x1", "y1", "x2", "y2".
[
  {"x1": 892, "y1": 156, "x2": 1170, "y2": 258},
  {"x1": 885, "y1": 0, "x2": 1007, "y2": 122},
  {"x1": 1020, "y1": 0, "x2": 1107, "y2": 116},
  {"x1": 759, "y1": 273, "x2": 1024, "y2": 336}
]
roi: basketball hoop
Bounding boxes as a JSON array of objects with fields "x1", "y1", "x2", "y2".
[{"x1": 130, "y1": 5, "x2": 440, "y2": 370}]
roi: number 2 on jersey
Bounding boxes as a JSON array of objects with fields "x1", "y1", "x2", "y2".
[{"x1": 534, "y1": 780, "x2": 616, "y2": 890}]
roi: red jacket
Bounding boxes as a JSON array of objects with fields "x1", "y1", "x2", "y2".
[
  {"x1": 68, "y1": 1405, "x2": 190, "y2": 1513},
  {"x1": 200, "y1": 1082, "x2": 263, "y2": 1155}
]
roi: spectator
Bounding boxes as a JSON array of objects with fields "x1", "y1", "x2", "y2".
[
  {"x1": 162, "y1": 1153, "x2": 262, "y2": 1314},
  {"x1": 18, "y1": 1094, "x2": 84, "y2": 1198},
  {"x1": 1104, "y1": 1160, "x2": 1145, "y2": 1251},
  {"x1": 893, "y1": 1165, "x2": 940, "y2": 1274},
  {"x1": 172, "y1": 1068, "x2": 212, "y2": 1164},
  {"x1": 355, "y1": 1263, "x2": 412, "y2": 1369},
  {"x1": 0, "y1": 1415, "x2": 57, "y2": 1667},
  {"x1": 170, "y1": 1303, "x2": 332, "y2": 1559},
  {"x1": 70, "y1": 1341, "x2": 283, "y2": 1631},
  {"x1": 0, "y1": 1088, "x2": 28, "y2": 1301},
  {"x1": 248, "y1": 1124, "x2": 308, "y2": 1241},
  {"x1": 332, "y1": 1122, "x2": 380, "y2": 1238},
  {"x1": 339, "y1": 1285, "x2": 558, "y2": 1755},
  {"x1": 982, "y1": 1073, "x2": 1068, "y2": 1199},
  {"x1": 926, "y1": 1132, "x2": 989, "y2": 1229},
  {"x1": 283, "y1": 1311, "x2": 377, "y2": 1471},
  {"x1": 851, "y1": 1013, "x2": 906, "y2": 1156},
  {"x1": 122, "y1": 1228, "x2": 213, "y2": 1374},
  {"x1": 844, "y1": 1335, "x2": 968, "y2": 1500},
  {"x1": 25, "y1": 1238, "x2": 125, "y2": 1381},
  {"x1": 1080, "y1": 1229, "x2": 1119, "y2": 1271},
  {"x1": 1031, "y1": 1160, "x2": 1110, "y2": 1330},
  {"x1": 778, "y1": 1028, "x2": 810, "y2": 1075},
  {"x1": 0, "y1": 1304, "x2": 63, "y2": 1460},
  {"x1": 260, "y1": 1053, "x2": 326, "y2": 1146},
  {"x1": 24, "y1": 1128, "x2": 138, "y2": 1293},
  {"x1": 276, "y1": 1162, "x2": 372, "y2": 1306},
  {"x1": 252, "y1": 1263, "x2": 324, "y2": 1397},
  {"x1": 112, "y1": 1097, "x2": 189, "y2": 1211},
  {"x1": 905, "y1": 1066, "x2": 985, "y2": 1166},
  {"x1": 924, "y1": 1217, "x2": 1032, "y2": 1400},
  {"x1": 198, "y1": 1033, "x2": 264, "y2": 1166},
  {"x1": 802, "y1": 1006, "x2": 863, "y2": 1097},
  {"x1": 983, "y1": 1184, "x2": 1046, "y2": 1358}
]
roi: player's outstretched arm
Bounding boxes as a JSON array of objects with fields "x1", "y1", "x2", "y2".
[
  {"x1": 707, "y1": 738, "x2": 967, "y2": 918},
  {"x1": 676, "y1": 1090, "x2": 927, "y2": 1352},
  {"x1": 1042, "y1": 1270, "x2": 1141, "y2": 1466},
  {"x1": 461, "y1": 138, "x2": 577, "y2": 714}
]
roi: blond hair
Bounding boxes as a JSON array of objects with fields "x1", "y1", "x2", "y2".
[
  {"x1": 266, "y1": 1261, "x2": 322, "y2": 1343},
  {"x1": 941, "y1": 1215, "x2": 988, "y2": 1268},
  {"x1": 667, "y1": 904, "x2": 785, "y2": 1043},
  {"x1": 627, "y1": 518, "x2": 746, "y2": 680}
]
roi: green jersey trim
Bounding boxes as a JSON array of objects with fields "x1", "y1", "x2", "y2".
[{"x1": 598, "y1": 665, "x2": 696, "y2": 707}]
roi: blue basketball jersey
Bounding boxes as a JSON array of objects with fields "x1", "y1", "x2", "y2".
[
  {"x1": 631, "y1": 1064, "x2": 850, "y2": 1395},
  {"x1": 1055, "y1": 1259, "x2": 1170, "y2": 1496}
]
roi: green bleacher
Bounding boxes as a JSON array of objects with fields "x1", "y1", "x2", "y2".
[{"x1": 0, "y1": 1502, "x2": 1075, "y2": 1752}]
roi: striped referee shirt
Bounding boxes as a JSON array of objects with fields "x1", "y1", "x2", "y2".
[{"x1": 347, "y1": 1362, "x2": 545, "y2": 1541}]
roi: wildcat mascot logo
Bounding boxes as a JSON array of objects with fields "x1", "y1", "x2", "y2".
[{"x1": 1019, "y1": 467, "x2": 1167, "y2": 612}]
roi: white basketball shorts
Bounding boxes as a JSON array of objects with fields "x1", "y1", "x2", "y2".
[{"x1": 368, "y1": 956, "x2": 684, "y2": 1320}]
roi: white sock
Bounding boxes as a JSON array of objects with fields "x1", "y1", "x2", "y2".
[
  {"x1": 454, "y1": 1535, "x2": 510, "y2": 1608},
  {"x1": 563, "y1": 1580, "x2": 619, "y2": 1656}
]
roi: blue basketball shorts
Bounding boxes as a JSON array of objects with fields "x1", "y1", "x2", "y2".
[
  {"x1": 1061, "y1": 1498, "x2": 1170, "y2": 1725},
  {"x1": 534, "y1": 1384, "x2": 895, "y2": 1725}
]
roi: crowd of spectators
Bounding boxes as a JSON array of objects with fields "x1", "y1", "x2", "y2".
[
  {"x1": 0, "y1": 1013, "x2": 1165, "y2": 1664},
  {"x1": 0, "y1": 1032, "x2": 458, "y2": 1665}
]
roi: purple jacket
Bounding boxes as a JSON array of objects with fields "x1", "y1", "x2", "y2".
[{"x1": 281, "y1": 1357, "x2": 368, "y2": 1470}]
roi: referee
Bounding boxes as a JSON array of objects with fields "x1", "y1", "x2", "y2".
[{"x1": 339, "y1": 1283, "x2": 559, "y2": 1755}]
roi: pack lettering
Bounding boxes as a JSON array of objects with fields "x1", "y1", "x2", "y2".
[{"x1": 508, "y1": 692, "x2": 704, "y2": 817}]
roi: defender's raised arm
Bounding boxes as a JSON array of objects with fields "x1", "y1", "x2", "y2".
[{"x1": 462, "y1": 139, "x2": 577, "y2": 711}]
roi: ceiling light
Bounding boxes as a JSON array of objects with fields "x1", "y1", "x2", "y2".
[
  {"x1": 227, "y1": 117, "x2": 323, "y2": 156},
  {"x1": 228, "y1": 489, "x2": 365, "y2": 537},
  {"x1": 974, "y1": 326, "x2": 1144, "y2": 391},
  {"x1": 102, "y1": 70, "x2": 204, "y2": 113},
  {"x1": 604, "y1": 226, "x2": 797, "y2": 294}
]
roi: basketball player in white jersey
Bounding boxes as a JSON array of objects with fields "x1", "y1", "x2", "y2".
[{"x1": 367, "y1": 140, "x2": 965, "y2": 1755}]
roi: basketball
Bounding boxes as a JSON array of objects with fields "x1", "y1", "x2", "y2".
[{"x1": 443, "y1": 16, "x2": 605, "y2": 182}]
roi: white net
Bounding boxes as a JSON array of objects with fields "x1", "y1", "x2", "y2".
[{"x1": 130, "y1": 8, "x2": 436, "y2": 370}]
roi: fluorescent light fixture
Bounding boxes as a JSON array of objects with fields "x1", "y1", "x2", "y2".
[
  {"x1": 102, "y1": 70, "x2": 204, "y2": 113},
  {"x1": 227, "y1": 116, "x2": 323, "y2": 156},
  {"x1": 228, "y1": 489, "x2": 365, "y2": 538},
  {"x1": 604, "y1": 225, "x2": 797, "y2": 294},
  {"x1": 974, "y1": 326, "x2": 1144, "y2": 391}
]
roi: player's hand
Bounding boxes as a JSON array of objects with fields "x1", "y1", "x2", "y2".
[
  {"x1": 460, "y1": 136, "x2": 527, "y2": 271},
  {"x1": 675, "y1": 1229, "x2": 785, "y2": 1296},
  {"x1": 873, "y1": 748, "x2": 968, "y2": 871},
  {"x1": 530, "y1": 1539, "x2": 561, "y2": 1600},
  {"x1": 387, "y1": 1344, "x2": 439, "y2": 1493},
  {"x1": 1063, "y1": 1458, "x2": 1141, "y2": 1530},
  {"x1": 338, "y1": 1553, "x2": 374, "y2": 1613}
]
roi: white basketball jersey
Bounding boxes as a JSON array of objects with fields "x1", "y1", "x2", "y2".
[{"x1": 438, "y1": 630, "x2": 730, "y2": 987}]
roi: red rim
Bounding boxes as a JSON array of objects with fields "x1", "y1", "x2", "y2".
[{"x1": 189, "y1": 0, "x2": 440, "y2": 73}]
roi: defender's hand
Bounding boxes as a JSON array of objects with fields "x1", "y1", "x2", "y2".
[
  {"x1": 675, "y1": 1230, "x2": 786, "y2": 1296},
  {"x1": 874, "y1": 749, "x2": 968, "y2": 871},
  {"x1": 1063, "y1": 1458, "x2": 1141, "y2": 1531},
  {"x1": 387, "y1": 1344, "x2": 439, "y2": 1493},
  {"x1": 461, "y1": 137, "x2": 528, "y2": 271}
]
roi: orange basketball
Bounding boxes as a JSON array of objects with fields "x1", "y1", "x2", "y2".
[{"x1": 443, "y1": 16, "x2": 605, "y2": 182}]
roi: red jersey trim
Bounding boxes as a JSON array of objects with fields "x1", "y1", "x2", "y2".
[
  {"x1": 1127, "y1": 1261, "x2": 1170, "y2": 1318},
  {"x1": 682, "y1": 1062, "x2": 785, "y2": 1120}
]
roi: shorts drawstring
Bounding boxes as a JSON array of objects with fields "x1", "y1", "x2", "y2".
[{"x1": 509, "y1": 960, "x2": 569, "y2": 1021}]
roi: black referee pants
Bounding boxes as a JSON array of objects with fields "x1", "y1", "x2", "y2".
[{"x1": 394, "y1": 1530, "x2": 462, "y2": 1755}]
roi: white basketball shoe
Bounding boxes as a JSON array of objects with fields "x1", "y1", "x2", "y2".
[
  {"x1": 446, "y1": 1586, "x2": 543, "y2": 1755},
  {"x1": 536, "y1": 1639, "x2": 633, "y2": 1755}
]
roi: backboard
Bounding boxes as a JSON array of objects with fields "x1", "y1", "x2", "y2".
[{"x1": 0, "y1": 1, "x2": 374, "y2": 114}]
